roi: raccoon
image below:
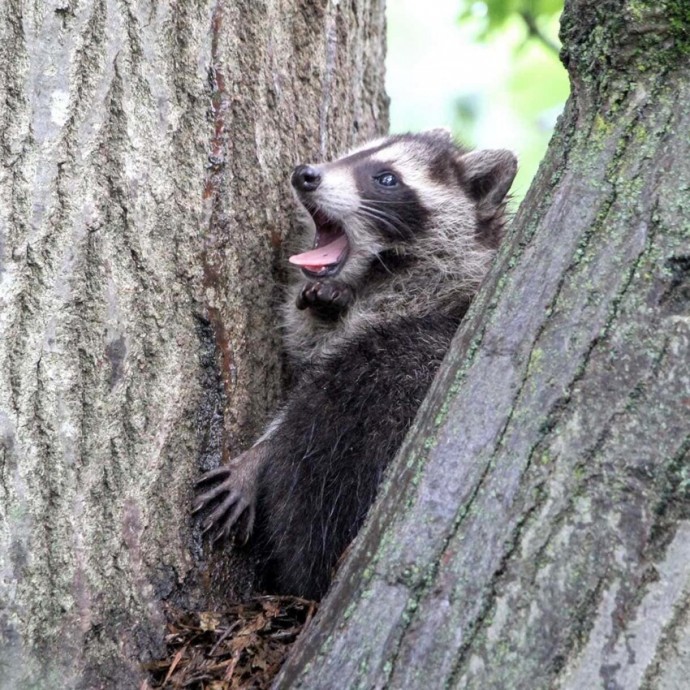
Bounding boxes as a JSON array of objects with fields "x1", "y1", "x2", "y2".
[{"x1": 195, "y1": 130, "x2": 517, "y2": 600}]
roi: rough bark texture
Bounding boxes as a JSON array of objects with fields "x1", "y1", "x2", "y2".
[
  {"x1": 0, "y1": 1, "x2": 387, "y2": 688},
  {"x1": 275, "y1": 1, "x2": 690, "y2": 688}
]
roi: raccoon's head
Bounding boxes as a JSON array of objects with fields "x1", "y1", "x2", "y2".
[{"x1": 288, "y1": 130, "x2": 517, "y2": 288}]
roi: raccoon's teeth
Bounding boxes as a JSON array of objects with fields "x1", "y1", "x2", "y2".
[{"x1": 289, "y1": 233, "x2": 348, "y2": 269}]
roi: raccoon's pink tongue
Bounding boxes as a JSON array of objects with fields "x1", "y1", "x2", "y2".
[{"x1": 289, "y1": 234, "x2": 348, "y2": 269}]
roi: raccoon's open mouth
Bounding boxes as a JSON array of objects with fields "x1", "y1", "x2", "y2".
[{"x1": 288, "y1": 210, "x2": 350, "y2": 278}]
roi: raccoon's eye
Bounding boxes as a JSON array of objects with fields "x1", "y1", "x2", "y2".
[{"x1": 374, "y1": 172, "x2": 398, "y2": 187}]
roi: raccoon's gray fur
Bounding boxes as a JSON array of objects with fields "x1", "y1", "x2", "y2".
[{"x1": 195, "y1": 130, "x2": 517, "y2": 600}]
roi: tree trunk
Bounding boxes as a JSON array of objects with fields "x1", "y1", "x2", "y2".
[
  {"x1": 275, "y1": 2, "x2": 690, "y2": 688},
  {"x1": 0, "y1": 1, "x2": 386, "y2": 687}
]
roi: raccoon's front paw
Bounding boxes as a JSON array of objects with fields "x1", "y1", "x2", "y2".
[
  {"x1": 193, "y1": 444, "x2": 265, "y2": 544},
  {"x1": 296, "y1": 280, "x2": 354, "y2": 315}
]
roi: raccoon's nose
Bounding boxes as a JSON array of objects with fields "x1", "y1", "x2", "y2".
[{"x1": 292, "y1": 165, "x2": 321, "y2": 193}]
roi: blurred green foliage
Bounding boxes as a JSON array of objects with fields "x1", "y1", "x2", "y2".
[
  {"x1": 456, "y1": 0, "x2": 567, "y2": 197},
  {"x1": 460, "y1": 0, "x2": 563, "y2": 38},
  {"x1": 387, "y1": 0, "x2": 568, "y2": 203}
]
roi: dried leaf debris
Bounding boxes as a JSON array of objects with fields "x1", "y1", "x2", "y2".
[{"x1": 143, "y1": 596, "x2": 317, "y2": 689}]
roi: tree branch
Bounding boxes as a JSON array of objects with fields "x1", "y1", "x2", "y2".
[{"x1": 519, "y1": 10, "x2": 560, "y2": 56}]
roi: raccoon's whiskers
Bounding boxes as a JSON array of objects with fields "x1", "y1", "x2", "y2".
[
  {"x1": 374, "y1": 252, "x2": 395, "y2": 275},
  {"x1": 358, "y1": 204, "x2": 412, "y2": 239}
]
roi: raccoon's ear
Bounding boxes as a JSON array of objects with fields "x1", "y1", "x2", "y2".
[{"x1": 459, "y1": 149, "x2": 518, "y2": 208}]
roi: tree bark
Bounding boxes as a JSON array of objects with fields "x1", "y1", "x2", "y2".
[
  {"x1": 275, "y1": 1, "x2": 690, "y2": 688},
  {"x1": 0, "y1": 1, "x2": 386, "y2": 687}
]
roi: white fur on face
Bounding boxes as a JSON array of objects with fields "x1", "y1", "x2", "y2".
[
  {"x1": 368, "y1": 143, "x2": 431, "y2": 189},
  {"x1": 344, "y1": 137, "x2": 391, "y2": 156},
  {"x1": 307, "y1": 165, "x2": 359, "y2": 219}
]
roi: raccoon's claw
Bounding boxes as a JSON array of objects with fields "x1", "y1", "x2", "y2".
[
  {"x1": 297, "y1": 280, "x2": 353, "y2": 313},
  {"x1": 204, "y1": 488, "x2": 256, "y2": 545},
  {"x1": 194, "y1": 445, "x2": 264, "y2": 544}
]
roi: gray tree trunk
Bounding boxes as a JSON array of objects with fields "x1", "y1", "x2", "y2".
[
  {"x1": 275, "y1": 1, "x2": 690, "y2": 688},
  {"x1": 0, "y1": 1, "x2": 387, "y2": 688}
]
